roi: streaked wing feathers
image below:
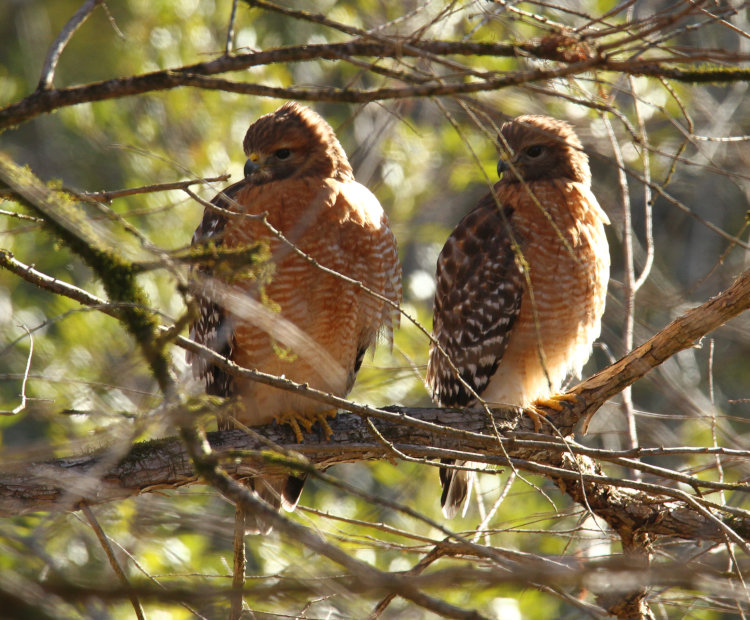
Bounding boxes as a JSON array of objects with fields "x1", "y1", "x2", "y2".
[
  {"x1": 427, "y1": 193, "x2": 524, "y2": 407},
  {"x1": 187, "y1": 181, "x2": 246, "y2": 398}
]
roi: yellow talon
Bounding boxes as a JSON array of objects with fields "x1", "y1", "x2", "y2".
[
  {"x1": 526, "y1": 405, "x2": 546, "y2": 432},
  {"x1": 273, "y1": 409, "x2": 338, "y2": 442},
  {"x1": 540, "y1": 392, "x2": 578, "y2": 411},
  {"x1": 313, "y1": 409, "x2": 337, "y2": 440},
  {"x1": 527, "y1": 393, "x2": 577, "y2": 431},
  {"x1": 274, "y1": 412, "x2": 305, "y2": 443}
]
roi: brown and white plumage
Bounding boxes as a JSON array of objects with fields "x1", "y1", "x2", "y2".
[
  {"x1": 426, "y1": 115, "x2": 609, "y2": 518},
  {"x1": 188, "y1": 102, "x2": 402, "y2": 531}
]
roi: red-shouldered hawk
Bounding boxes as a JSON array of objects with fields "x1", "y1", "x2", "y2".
[
  {"x1": 188, "y1": 102, "x2": 402, "y2": 532},
  {"x1": 426, "y1": 115, "x2": 609, "y2": 518}
]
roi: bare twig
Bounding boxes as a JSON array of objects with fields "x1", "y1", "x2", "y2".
[
  {"x1": 601, "y1": 112, "x2": 640, "y2": 472},
  {"x1": 0, "y1": 325, "x2": 33, "y2": 416},
  {"x1": 0, "y1": 207, "x2": 44, "y2": 222},
  {"x1": 73, "y1": 175, "x2": 230, "y2": 203},
  {"x1": 229, "y1": 506, "x2": 246, "y2": 620},
  {"x1": 37, "y1": 0, "x2": 104, "y2": 91},
  {"x1": 225, "y1": 0, "x2": 239, "y2": 55},
  {"x1": 81, "y1": 504, "x2": 146, "y2": 620},
  {"x1": 177, "y1": 425, "x2": 491, "y2": 620}
]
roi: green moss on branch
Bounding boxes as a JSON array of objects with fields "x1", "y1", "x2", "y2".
[{"x1": 0, "y1": 155, "x2": 171, "y2": 393}]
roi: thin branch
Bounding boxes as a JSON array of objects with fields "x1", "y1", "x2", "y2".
[
  {"x1": 0, "y1": 250, "x2": 116, "y2": 314},
  {"x1": 0, "y1": 325, "x2": 33, "y2": 416},
  {"x1": 81, "y1": 504, "x2": 146, "y2": 620},
  {"x1": 173, "y1": 58, "x2": 600, "y2": 101},
  {"x1": 37, "y1": 0, "x2": 103, "y2": 91},
  {"x1": 225, "y1": 0, "x2": 239, "y2": 55},
  {"x1": 630, "y1": 76, "x2": 654, "y2": 293},
  {"x1": 0, "y1": 207, "x2": 44, "y2": 222},
  {"x1": 12, "y1": 557, "x2": 750, "y2": 608},
  {"x1": 4, "y1": 35, "x2": 750, "y2": 130},
  {"x1": 246, "y1": 0, "x2": 495, "y2": 79},
  {"x1": 72, "y1": 174, "x2": 230, "y2": 203},
  {"x1": 177, "y1": 424, "x2": 490, "y2": 620},
  {"x1": 229, "y1": 506, "x2": 246, "y2": 620},
  {"x1": 601, "y1": 112, "x2": 640, "y2": 465},
  {"x1": 368, "y1": 547, "x2": 444, "y2": 619}
]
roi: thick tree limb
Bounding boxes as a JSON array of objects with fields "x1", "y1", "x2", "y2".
[
  {"x1": 2, "y1": 255, "x2": 750, "y2": 549},
  {"x1": 567, "y1": 267, "x2": 750, "y2": 423},
  {"x1": 1, "y1": 404, "x2": 749, "y2": 542}
]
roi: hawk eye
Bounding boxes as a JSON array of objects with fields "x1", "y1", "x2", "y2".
[
  {"x1": 526, "y1": 145, "x2": 544, "y2": 158},
  {"x1": 275, "y1": 148, "x2": 291, "y2": 160}
]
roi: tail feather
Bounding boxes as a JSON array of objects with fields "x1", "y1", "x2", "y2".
[
  {"x1": 439, "y1": 459, "x2": 473, "y2": 519},
  {"x1": 281, "y1": 475, "x2": 306, "y2": 512},
  {"x1": 243, "y1": 475, "x2": 306, "y2": 534}
]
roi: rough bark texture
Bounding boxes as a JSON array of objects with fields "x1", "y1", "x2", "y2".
[
  {"x1": 2, "y1": 270, "x2": 750, "y2": 560},
  {"x1": 0, "y1": 405, "x2": 747, "y2": 549}
]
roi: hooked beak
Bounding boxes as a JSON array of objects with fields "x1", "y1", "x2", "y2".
[
  {"x1": 244, "y1": 152, "x2": 261, "y2": 178},
  {"x1": 496, "y1": 158, "x2": 509, "y2": 179}
]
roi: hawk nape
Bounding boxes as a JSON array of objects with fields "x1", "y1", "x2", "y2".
[
  {"x1": 188, "y1": 102, "x2": 402, "y2": 532},
  {"x1": 426, "y1": 115, "x2": 610, "y2": 518}
]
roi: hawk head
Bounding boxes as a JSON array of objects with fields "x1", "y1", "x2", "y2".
[
  {"x1": 241, "y1": 102, "x2": 354, "y2": 185},
  {"x1": 496, "y1": 115, "x2": 591, "y2": 187}
]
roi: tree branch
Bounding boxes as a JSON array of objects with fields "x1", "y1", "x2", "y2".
[
  {"x1": 0, "y1": 404, "x2": 748, "y2": 542},
  {"x1": 3, "y1": 34, "x2": 749, "y2": 130},
  {"x1": 37, "y1": 0, "x2": 103, "y2": 91},
  {"x1": 3, "y1": 236, "x2": 750, "y2": 546}
]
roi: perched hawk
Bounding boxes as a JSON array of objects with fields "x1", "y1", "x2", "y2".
[
  {"x1": 426, "y1": 115, "x2": 610, "y2": 518},
  {"x1": 188, "y1": 102, "x2": 402, "y2": 532}
]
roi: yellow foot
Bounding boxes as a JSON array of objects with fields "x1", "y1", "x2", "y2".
[
  {"x1": 274, "y1": 412, "x2": 307, "y2": 443},
  {"x1": 527, "y1": 393, "x2": 577, "y2": 431},
  {"x1": 274, "y1": 409, "x2": 338, "y2": 442},
  {"x1": 536, "y1": 392, "x2": 578, "y2": 411},
  {"x1": 312, "y1": 409, "x2": 337, "y2": 440}
]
